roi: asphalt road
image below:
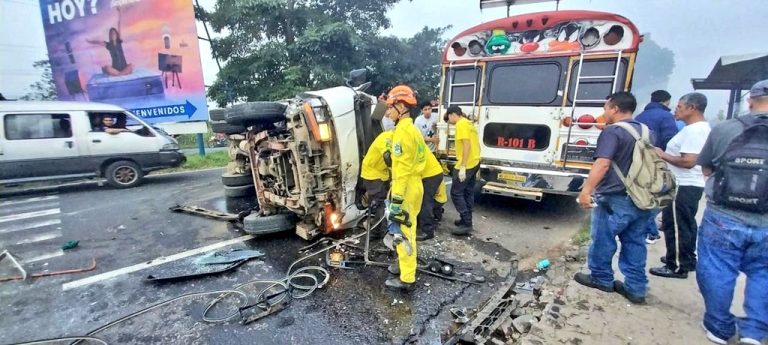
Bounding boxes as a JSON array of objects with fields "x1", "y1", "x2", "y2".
[{"x1": 0, "y1": 169, "x2": 587, "y2": 345}]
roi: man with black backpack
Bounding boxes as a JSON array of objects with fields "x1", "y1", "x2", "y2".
[
  {"x1": 695, "y1": 80, "x2": 768, "y2": 345},
  {"x1": 574, "y1": 92, "x2": 666, "y2": 305}
]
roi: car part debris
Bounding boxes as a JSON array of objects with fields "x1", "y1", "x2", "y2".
[
  {"x1": 0, "y1": 258, "x2": 96, "y2": 282},
  {"x1": 145, "y1": 260, "x2": 250, "y2": 283},
  {"x1": 450, "y1": 307, "x2": 470, "y2": 324},
  {"x1": 194, "y1": 249, "x2": 265, "y2": 265},
  {"x1": 240, "y1": 301, "x2": 289, "y2": 325},
  {"x1": 169, "y1": 204, "x2": 248, "y2": 222},
  {"x1": 0, "y1": 250, "x2": 26, "y2": 280}
]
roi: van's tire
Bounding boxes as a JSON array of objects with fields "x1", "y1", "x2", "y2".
[
  {"x1": 243, "y1": 213, "x2": 295, "y2": 235},
  {"x1": 221, "y1": 172, "x2": 253, "y2": 187},
  {"x1": 209, "y1": 108, "x2": 227, "y2": 121},
  {"x1": 224, "y1": 184, "x2": 255, "y2": 198},
  {"x1": 225, "y1": 102, "x2": 286, "y2": 126},
  {"x1": 211, "y1": 120, "x2": 247, "y2": 134},
  {"x1": 105, "y1": 160, "x2": 144, "y2": 189}
]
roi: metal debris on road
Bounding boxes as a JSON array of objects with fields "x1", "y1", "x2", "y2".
[
  {"x1": 194, "y1": 249, "x2": 265, "y2": 265},
  {"x1": 0, "y1": 258, "x2": 97, "y2": 282},
  {"x1": 169, "y1": 204, "x2": 248, "y2": 222}
]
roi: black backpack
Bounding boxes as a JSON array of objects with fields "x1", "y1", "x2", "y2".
[{"x1": 713, "y1": 115, "x2": 768, "y2": 213}]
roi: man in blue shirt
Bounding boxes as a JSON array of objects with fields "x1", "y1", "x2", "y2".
[{"x1": 635, "y1": 90, "x2": 679, "y2": 244}]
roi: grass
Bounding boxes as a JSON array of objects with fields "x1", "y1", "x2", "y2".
[
  {"x1": 175, "y1": 127, "x2": 215, "y2": 149},
  {"x1": 158, "y1": 150, "x2": 230, "y2": 173},
  {"x1": 573, "y1": 216, "x2": 592, "y2": 246}
]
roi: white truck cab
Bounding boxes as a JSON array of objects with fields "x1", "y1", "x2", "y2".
[{"x1": 0, "y1": 101, "x2": 185, "y2": 188}]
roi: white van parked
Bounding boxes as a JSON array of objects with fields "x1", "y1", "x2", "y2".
[{"x1": 0, "y1": 101, "x2": 185, "y2": 188}]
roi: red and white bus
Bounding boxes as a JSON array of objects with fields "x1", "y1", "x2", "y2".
[{"x1": 436, "y1": 10, "x2": 641, "y2": 201}]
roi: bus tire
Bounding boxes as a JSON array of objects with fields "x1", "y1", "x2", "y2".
[{"x1": 225, "y1": 102, "x2": 286, "y2": 126}]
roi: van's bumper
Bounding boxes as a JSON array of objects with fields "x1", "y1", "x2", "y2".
[
  {"x1": 160, "y1": 150, "x2": 186, "y2": 168},
  {"x1": 478, "y1": 164, "x2": 588, "y2": 201}
]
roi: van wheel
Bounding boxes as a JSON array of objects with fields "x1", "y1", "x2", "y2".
[
  {"x1": 243, "y1": 213, "x2": 295, "y2": 235},
  {"x1": 210, "y1": 120, "x2": 246, "y2": 134},
  {"x1": 225, "y1": 102, "x2": 286, "y2": 127},
  {"x1": 209, "y1": 108, "x2": 227, "y2": 121},
  {"x1": 221, "y1": 172, "x2": 253, "y2": 187},
  {"x1": 224, "y1": 184, "x2": 255, "y2": 197},
  {"x1": 105, "y1": 160, "x2": 144, "y2": 188}
]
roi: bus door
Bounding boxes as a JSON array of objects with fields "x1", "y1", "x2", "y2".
[{"x1": 479, "y1": 58, "x2": 569, "y2": 168}]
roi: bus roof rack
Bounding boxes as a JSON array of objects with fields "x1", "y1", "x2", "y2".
[{"x1": 479, "y1": 0, "x2": 561, "y2": 15}]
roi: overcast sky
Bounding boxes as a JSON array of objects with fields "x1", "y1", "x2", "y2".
[{"x1": 2, "y1": 0, "x2": 766, "y2": 116}]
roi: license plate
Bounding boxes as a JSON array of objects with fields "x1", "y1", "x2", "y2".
[
  {"x1": 498, "y1": 172, "x2": 526, "y2": 183},
  {"x1": 561, "y1": 144, "x2": 596, "y2": 163}
]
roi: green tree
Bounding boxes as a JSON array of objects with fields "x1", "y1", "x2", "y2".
[
  {"x1": 21, "y1": 59, "x2": 57, "y2": 101},
  {"x1": 200, "y1": 0, "x2": 446, "y2": 107}
]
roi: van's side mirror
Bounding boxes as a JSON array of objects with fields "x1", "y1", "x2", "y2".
[{"x1": 347, "y1": 68, "x2": 368, "y2": 87}]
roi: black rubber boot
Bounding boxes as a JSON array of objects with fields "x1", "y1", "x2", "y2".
[{"x1": 385, "y1": 278, "x2": 414, "y2": 291}]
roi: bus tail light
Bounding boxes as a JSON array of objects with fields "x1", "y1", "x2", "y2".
[
  {"x1": 596, "y1": 116, "x2": 607, "y2": 130},
  {"x1": 574, "y1": 138, "x2": 589, "y2": 146},
  {"x1": 577, "y1": 114, "x2": 595, "y2": 129},
  {"x1": 562, "y1": 117, "x2": 573, "y2": 127}
]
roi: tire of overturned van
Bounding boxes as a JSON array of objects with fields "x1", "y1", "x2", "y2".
[
  {"x1": 221, "y1": 172, "x2": 253, "y2": 187},
  {"x1": 243, "y1": 213, "x2": 295, "y2": 235},
  {"x1": 209, "y1": 108, "x2": 228, "y2": 121},
  {"x1": 105, "y1": 160, "x2": 144, "y2": 189},
  {"x1": 210, "y1": 120, "x2": 247, "y2": 134},
  {"x1": 225, "y1": 102, "x2": 287, "y2": 126},
  {"x1": 224, "y1": 184, "x2": 256, "y2": 198}
]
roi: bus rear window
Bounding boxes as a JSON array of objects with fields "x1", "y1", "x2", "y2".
[
  {"x1": 487, "y1": 63, "x2": 562, "y2": 105},
  {"x1": 483, "y1": 123, "x2": 551, "y2": 151},
  {"x1": 568, "y1": 59, "x2": 628, "y2": 104}
]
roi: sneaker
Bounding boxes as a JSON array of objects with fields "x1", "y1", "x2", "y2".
[
  {"x1": 660, "y1": 256, "x2": 668, "y2": 265},
  {"x1": 451, "y1": 224, "x2": 473, "y2": 236},
  {"x1": 649, "y1": 266, "x2": 688, "y2": 279},
  {"x1": 646, "y1": 234, "x2": 661, "y2": 244},
  {"x1": 384, "y1": 278, "x2": 414, "y2": 291},
  {"x1": 388, "y1": 263, "x2": 400, "y2": 275},
  {"x1": 739, "y1": 338, "x2": 761, "y2": 345},
  {"x1": 700, "y1": 322, "x2": 728, "y2": 345},
  {"x1": 613, "y1": 280, "x2": 646, "y2": 304},
  {"x1": 573, "y1": 272, "x2": 614, "y2": 293}
]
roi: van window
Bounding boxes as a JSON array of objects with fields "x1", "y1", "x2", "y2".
[
  {"x1": 567, "y1": 59, "x2": 628, "y2": 104},
  {"x1": 487, "y1": 62, "x2": 562, "y2": 105},
  {"x1": 4, "y1": 114, "x2": 72, "y2": 140}
]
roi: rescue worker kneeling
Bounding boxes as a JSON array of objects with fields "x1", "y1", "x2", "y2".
[
  {"x1": 383, "y1": 85, "x2": 426, "y2": 290},
  {"x1": 359, "y1": 117, "x2": 396, "y2": 238}
]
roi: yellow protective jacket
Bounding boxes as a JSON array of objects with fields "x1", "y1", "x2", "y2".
[
  {"x1": 390, "y1": 117, "x2": 426, "y2": 200},
  {"x1": 422, "y1": 150, "x2": 443, "y2": 179},
  {"x1": 360, "y1": 131, "x2": 393, "y2": 181}
]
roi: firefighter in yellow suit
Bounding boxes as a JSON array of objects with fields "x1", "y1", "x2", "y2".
[{"x1": 384, "y1": 85, "x2": 426, "y2": 290}]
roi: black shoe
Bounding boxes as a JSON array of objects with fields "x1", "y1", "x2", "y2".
[
  {"x1": 434, "y1": 208, "x2": 444, "y2": 222},
  {"x1": 451, "y1": 224, "x2": 473, "y2": 236},
  {"x1": 573, "y1": 272, "x2": 614, "y2": 293},
  {"x1": 385, "y1": 278, "x2": 413, "y2": 291},
  {"x1": 416, "y1": 232, "x2": 435, "y2": 241},
  {"x1": 649, "y1": 266, "x2": 688, "y2": 279},
  {"x1": 660, "y1": 256, "x2": 668, "y2": 265},
  {"x1": 454, "y1": 219, "x2": 465, "y2": 226},
  {"x1": 388, "y1": 263, "x2": 400, "y2": 275},
  {"x1": 613, "y1": 280, "x2": 646, "y2": 304}
]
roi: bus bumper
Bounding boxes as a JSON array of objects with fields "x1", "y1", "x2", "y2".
[{"x1": 478, "y1": 164, "x2": 589, "y2": 201}]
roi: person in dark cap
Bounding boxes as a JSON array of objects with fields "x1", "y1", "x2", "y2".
[
  {"x1": 444, "y1": 106, "x2": 480, "y2": 235},
  {"x1": 694, "y1": 79, "x2": 768, "y2": 345}
]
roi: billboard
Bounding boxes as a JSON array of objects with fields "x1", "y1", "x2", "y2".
[{"x1": 39, "y1": 0, "x2": 208, "y2": 123}]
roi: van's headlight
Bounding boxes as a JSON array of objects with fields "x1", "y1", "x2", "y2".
[
  {"x1": 318, "y1": 122, "x2": 332, "y2": 142},
  {"x1": 162, "y1": 143, "x2": 180, "y2": 151}
]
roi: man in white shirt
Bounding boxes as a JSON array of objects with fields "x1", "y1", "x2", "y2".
[
  {"x1": 650, "y1": 92, "x2": 712, "y2": 279},
  {"x1": 414, "y1": 101, "x2": 439, "y2": 152}
]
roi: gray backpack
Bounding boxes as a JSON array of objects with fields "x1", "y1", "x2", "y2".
[{"x1": 611, "y1": 122, "x2": 677, "y2": 210}]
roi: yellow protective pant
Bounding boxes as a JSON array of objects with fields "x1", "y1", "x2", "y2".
[{"x1": 396, "y1": 176, "x2": 423, "y2": 283}]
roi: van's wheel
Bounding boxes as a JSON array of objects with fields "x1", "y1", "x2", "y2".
[
  {"x1": 221, "y1": 172, "x2": 253, "y2": 187},
  {"x1": 209, "y1": 108, "x2": 227, "y2": 121},
  {"x1": 210, "y1": 120, "x2": 246, "y2": 135},
  {"x1": 224, "y1": 184, "x2": 255, "y2": 197},
  {"x1": 225, "y1": 102, "x2": 287, "y2": 127},
  {"x1": 105, "y1": 160, "x2": 144, "y2": 188},
  {"x1": 243, "y1": 213, "x2": 295, "y2": 235}
]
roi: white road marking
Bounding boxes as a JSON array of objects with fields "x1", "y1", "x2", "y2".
[
  {"x1": 0, "y1": 195, "x2": 59, "y2": 207},
  {"x1": 22, "y1": 249, "x2": 64, "y2": 264},
  {"x1": 0, "y1": 208, "x2": 61, "y2": 223},
  {"x1": 0, "y1": 230, "x2": 63, "y2": 246},
  {"x1": 0, "y1": 218, "x2": 62, "y2": 234},
  {"x1": 0, "y1": 202, "x2": 61, "y2": 216},
  {"x1": 62, "y1": 235, "x2": 256, "y2": 291}
]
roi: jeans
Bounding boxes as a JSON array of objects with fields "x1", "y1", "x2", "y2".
[
  {"x1": 588, "y1": 194, "x2": 653, "y2": 297},
  {"x1": 697, "y1": 207, "x2": 768, "y2": 342},
  {"x1": 451, "y1": 165, "x2": 479, "y2": 224},
  {"x1": 661, "y1": 186, "x2": 704, "y2": 271},
  {"x1": 645, "y1": 211, "x2": 660, "y2": 237}
]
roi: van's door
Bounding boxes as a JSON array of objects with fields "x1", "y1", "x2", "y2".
[
  {"x1": 479, "y1": 59, "x2": 568, "y2": 167},
  {"x1": 0, "y1": 112, "x2": 83, "y2": 180},
  {"x1": 86, "y1": 112, "x2": 161, "y2": 163}
]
